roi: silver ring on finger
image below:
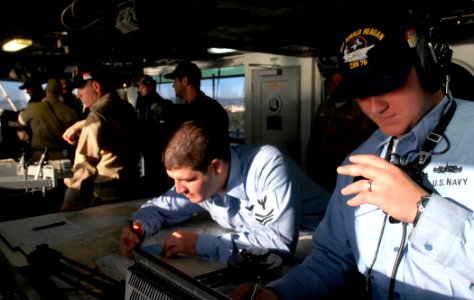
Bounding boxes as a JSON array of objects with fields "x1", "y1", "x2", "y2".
[{"x1": 367, "y1": 180, "x2": 373, "y2": 192}]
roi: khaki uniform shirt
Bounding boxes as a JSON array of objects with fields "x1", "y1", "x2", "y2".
[
  {"x1": 20, "y1": 98, "x2": 78, "y2": 160},
  {"x1": 64, "y1": 93, "x2": 140, "y2": 207}
]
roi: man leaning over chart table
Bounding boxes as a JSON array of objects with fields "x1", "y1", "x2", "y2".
[{"x1": 120, "y1": 120, "x2": 330, "y2": 264}]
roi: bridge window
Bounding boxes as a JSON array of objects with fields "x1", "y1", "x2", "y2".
[
  {"x1": 157, "y1": 65, "x2": 245, "y2": 142},
  {"x1": 0, "y1": 80, "x2": 29, "y2": 112}
]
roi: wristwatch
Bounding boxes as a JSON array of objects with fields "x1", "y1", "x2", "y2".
[{"x1": 414, "y1": 194, "x2": 431, "y2": 225}]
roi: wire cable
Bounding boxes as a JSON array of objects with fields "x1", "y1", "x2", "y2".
[
  {"x1": 388, "y1": 222, "x2": 408, "y2": 300},
  {"x1": 365, "y1": 214, "x2": 388, "y2": 296},
  {"x1": 60, "y1": 2, "x2": 105, "y2": 31}
]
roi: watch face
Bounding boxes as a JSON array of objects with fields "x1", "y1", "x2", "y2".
[
  {"x1": 417, "y1": 201, "x2": 425, "y2": 213},
  {"x1": 418, "y1": 194, "x2": 431, "y2": 212}
]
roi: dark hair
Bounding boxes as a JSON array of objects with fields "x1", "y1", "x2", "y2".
[{"x1": 163, "y1": 120, "x2": 230, "y2": 172}]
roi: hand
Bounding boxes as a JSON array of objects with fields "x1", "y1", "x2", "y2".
[
  {"x1": 337, "y1": 154, "x2": 427, "y2": 223},
  {"x1": 229, "y1": 283, "x2": 279, "y2": 300},
  {"x1": 162, "y1": 230, "x2": 197, "y2": 259},
  {"x1": 63, "y1": 120, "x2": 85, "y2": 145},
  {"x1": 120, "y1": 223, "x2": 144, "y2": 259},
  {"x1": 16, "y1": 129, "x2": 29, "y2": 142}
]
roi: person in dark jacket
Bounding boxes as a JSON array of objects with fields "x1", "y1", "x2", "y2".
[
  {"x1": 164, "y1": 61, "x2": 230, "y2": 140},
  {"x1": 135, "y1": 74, "x2": 175, "y2": 197}
]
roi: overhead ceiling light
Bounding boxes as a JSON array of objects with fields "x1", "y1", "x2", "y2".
[
  {"x1": 2, "y1": 38, "x2": 33, "y2": 52},
  {"x1": 207, "y1": 47, "x2": 237, "y2": 54}
]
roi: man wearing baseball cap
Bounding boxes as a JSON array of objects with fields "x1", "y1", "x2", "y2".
[
  {"x1": 19, "y1": 76, "x2": 45, "y2": 104},
  {"x1": 231, "y1": 10, "x2": 474, "y2": 300},
  {"x1": 164, "y1": 61, "x2": 229, "y2": 140},
  {"x1": 134, "y1": 74, "x2": 175, "y2": 197},
  {"x1": 61, "y1": 67, "x2": 141, "y2": 211}
]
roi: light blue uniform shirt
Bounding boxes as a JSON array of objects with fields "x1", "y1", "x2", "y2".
[
  {"x1": 132, "y1": 144, "x2": 330, "y2": 263},
  {"x1": 268, "y1": 95, "x2": 474, "y2": 299}
]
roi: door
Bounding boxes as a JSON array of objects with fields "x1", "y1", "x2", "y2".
[{"x1": 251, "y1": 66, "x2": 300, "y2": 162}]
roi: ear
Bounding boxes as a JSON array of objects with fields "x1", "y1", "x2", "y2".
[
  {"x1": 209, "y1": 158, "x2": 223, "y2": 175},
  {"x1": 181, "y1": 76, "x2": 189, "y2": 86},
  {"x1": 91, "y1": 80, "x2": 102, "y2": 92}
]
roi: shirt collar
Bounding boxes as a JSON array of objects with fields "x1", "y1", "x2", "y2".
[
  {"x1": 90, "y1": 92, "x2": 113, "y2": 112},
  {"x1": 397, "y1": 94, "x2": 452, "y2": 158},
  {"x1": 369, "y1": 94, "x2": 453, "y2": 162},
  {"x1": 224, "y1": 147, "x2": 249, "y2": 201}
]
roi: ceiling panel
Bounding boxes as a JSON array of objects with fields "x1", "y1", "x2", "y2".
[{"x1": 0, "y1": 0, "x2": 472, "y2": 81}]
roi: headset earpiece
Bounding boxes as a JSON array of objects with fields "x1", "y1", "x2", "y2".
[{"x1": 415, "y1": 26, "x2": 453, "y2": 93}]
